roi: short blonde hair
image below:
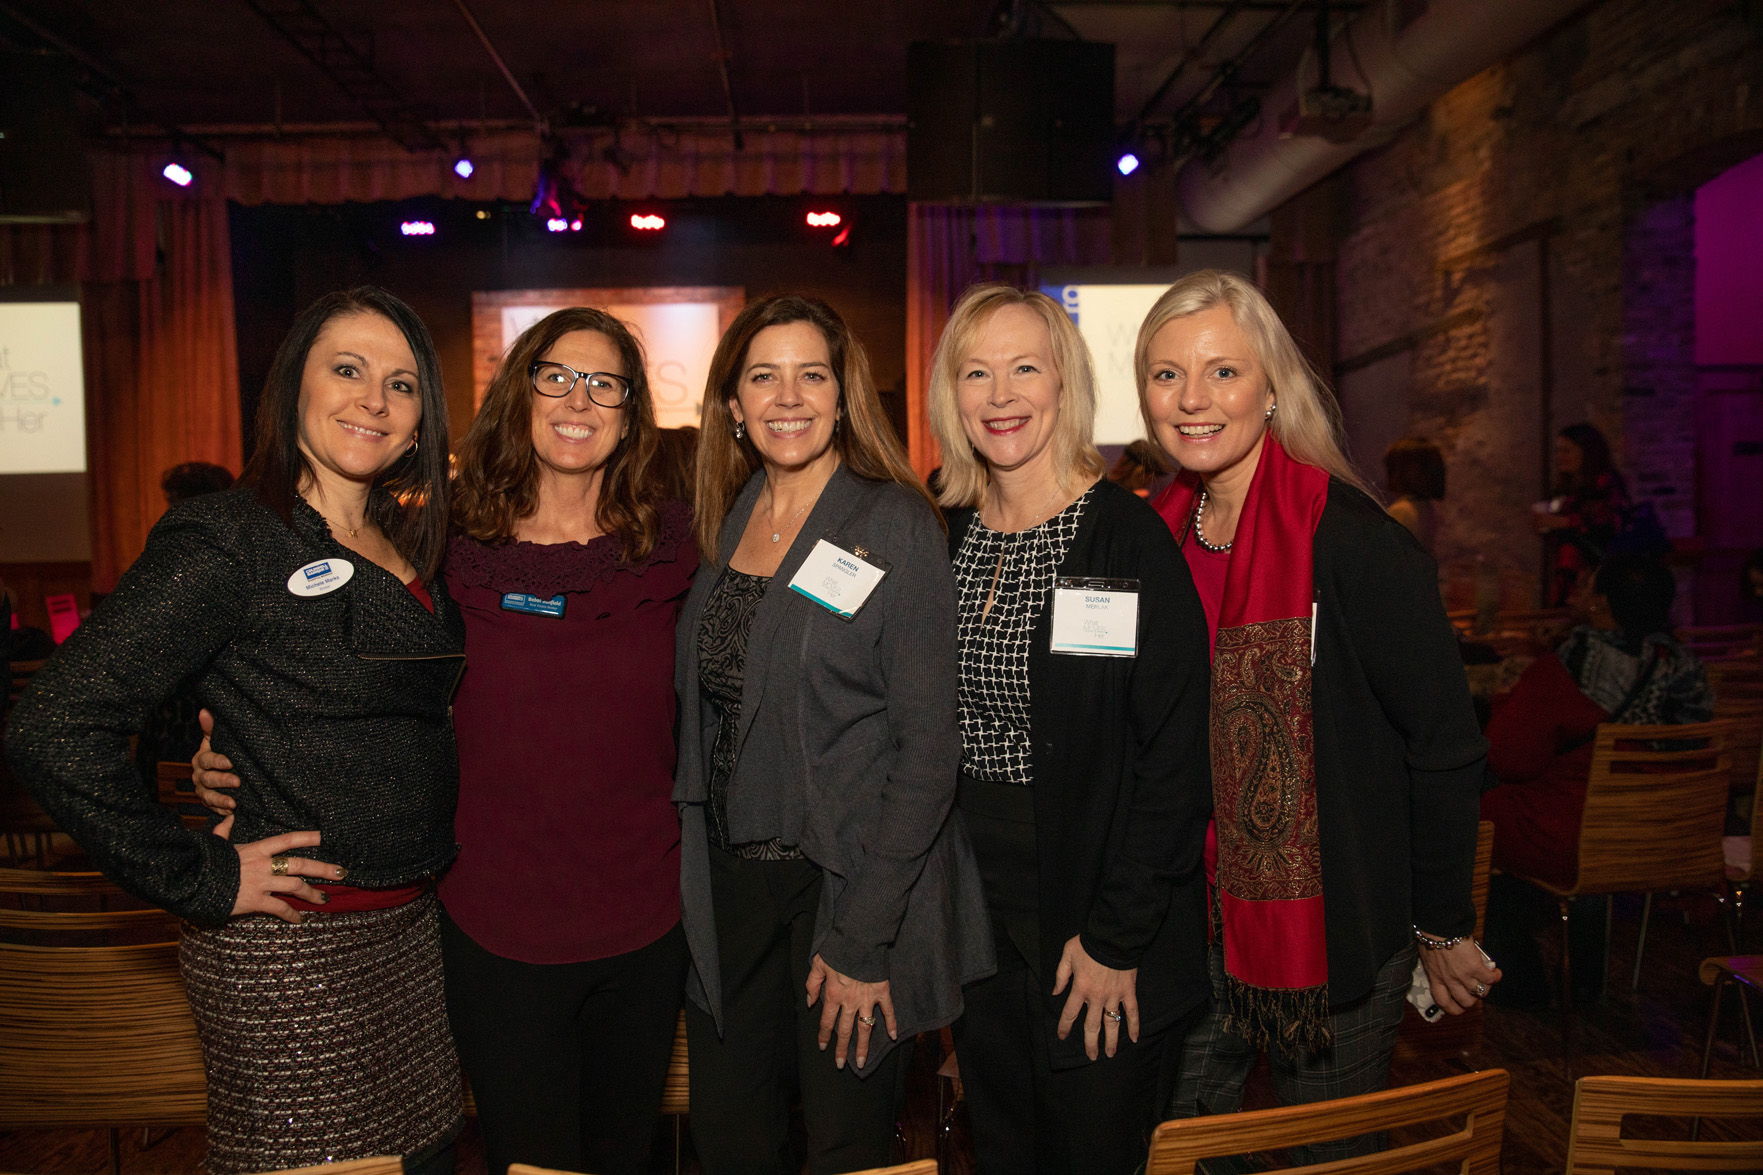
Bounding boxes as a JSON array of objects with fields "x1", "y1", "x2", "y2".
[
  {"x1": 928, "y1": 284, "x2": 1106, "y2": 508},
  {"x1": 1134, "y1": 269, "x2": 1374, "y2": 499}
]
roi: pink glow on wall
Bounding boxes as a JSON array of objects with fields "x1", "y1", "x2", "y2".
[{"x1": 1695, "y1": 152, "x2": 1763, "y2": 366}]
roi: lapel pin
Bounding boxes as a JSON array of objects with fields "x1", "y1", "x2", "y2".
[{"x1": 853, "y1": 546, "x2": 869, "y2": 558}]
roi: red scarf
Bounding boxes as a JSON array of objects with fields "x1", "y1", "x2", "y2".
[{"x1": 1154, "y1": 437, "x2": 1332, "y2": 1053}]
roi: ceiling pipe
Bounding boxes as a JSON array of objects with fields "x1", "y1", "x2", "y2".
[{"x1": 1176, "y1": 0, "x2": 1595, "y2": 232}]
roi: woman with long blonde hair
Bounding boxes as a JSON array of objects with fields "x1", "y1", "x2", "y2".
[
  {"x1": 930, "y1": 284, "x2": 1212, "y2": 1175},
  {"x1": 1138, "y1": 270, "x2": 1495, "y2": 1166}
]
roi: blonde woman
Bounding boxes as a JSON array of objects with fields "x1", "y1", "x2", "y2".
[
  {"x1": 1137, "y1": 270, "x2": 1496, "y2": 1166},
  {"x1": 929, "y1": 285, "x2": 1212, "y2": 1175},
  {"x1": 674, "y1": 294, "x2": 992, "y2": 1174}
]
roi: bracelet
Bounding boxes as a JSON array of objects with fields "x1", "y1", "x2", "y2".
[{"x1": 1413, "y1": 927, "x2": 1471, "y2": 950}]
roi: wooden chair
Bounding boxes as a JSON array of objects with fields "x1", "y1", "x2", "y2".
[
  {"x1": 1697, "y1": 956, "x2": 1761, "y2": 1076},
  {"x1": 513, "y1": 1164, "x2": 936, "y2": 1175},
  {"x1": 659, "y1": 1008, "x2": 689, "y2": 1172},
  {"x1": 0, "y1": 865, "x2": 180, "y2": 941},
  {"x1": 1564, "y1": 1074, "x2": 1763, "y2": 1173},
  {"x1": 1394, "y1": 821, "x2": 1495, "y2": 1064},
  {"x1": 1498, "y1": 720, "x2": 1733, "y2": 1070},
  {"x1": 156, "y1": 760, "x2": 211, "y2": 831},
  {"x1": 1679, "y1": 622, "x2": 1763, "y2": 662},
  {"x1": 250, "y1": 1159, "x2": 403, "y2": 1175},
  {"x1": 1145, "y1": 1069, "x2": 1509, "y2": 1175}
]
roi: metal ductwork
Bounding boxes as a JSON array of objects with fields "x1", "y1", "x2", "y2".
[{"x1": 1176, "y1": 0, "x2": 1595, "y2": 233}]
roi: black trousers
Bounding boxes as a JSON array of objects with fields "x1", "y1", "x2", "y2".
[
  {"x1": 955, "y1": 777, "x2": 1190, "y2": 1175},
  {"x1": 439, "y1": 910, "x2": 689, "y2": 1175},
  {"x1": 684, "y1": 847, "x2": 909, "y2": 1175}
]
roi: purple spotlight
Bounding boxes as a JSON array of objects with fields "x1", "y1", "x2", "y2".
[
  {"x1": 162, "y1": 162, "x2": 194, "y2": 187},
  {"x1": 454, "y1": 158, "x2": 475, "y2": 180},
  {"x1": 400, "y1": 220, "x2": 436, "y2": 237},
  {"x1": 1115, "y1": 152, "x2": 1140, "y2": 177},
  {"x1": 546, "y1": 217, "x2": 569, "y2": 233}
]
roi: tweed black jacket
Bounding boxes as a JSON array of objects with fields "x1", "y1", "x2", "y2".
[{"x1": 6, "y1": 488, "x2": 465, "y2": 925}]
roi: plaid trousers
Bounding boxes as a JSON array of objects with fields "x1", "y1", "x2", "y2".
[{"x1": 1165, "y1": 942, "x2": 1415, "y2": 1172}]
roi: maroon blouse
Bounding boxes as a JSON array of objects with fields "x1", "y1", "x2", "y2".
[{"x1": 438, "y1": 502, "x2": 697, "y2": 963}]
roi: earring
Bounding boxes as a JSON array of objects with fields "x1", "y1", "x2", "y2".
[
  {"x1": 733, "y1": 420, "x2": 746, "y2": 440},
  {"x1": 1265, "y1": 403, "x2": 1277, "y2": 422},
  {"x1": 408, "y1": 436, "x2": 420, "y2": 455}
]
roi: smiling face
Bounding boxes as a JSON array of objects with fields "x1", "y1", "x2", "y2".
[
  {"x1": 295, "y1": 311, "x2": 423, "y2": 487},
  {"x1": 956, "y1": 303, "x2": 1064, "y2": 480},
  {"x1": 728, "y1": 321, "x2": 841, "y2": 476},
  {"x1": 529, "y1": 329, "x2": 628, "y2": 480},
  {"x1": 1142, "y1": 304, "x2": 1275, "y2": 484}
]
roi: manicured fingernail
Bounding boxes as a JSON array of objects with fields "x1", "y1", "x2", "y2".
[
  {"x1": 334, "y1": 867, "x2": 348, "y2": 879},
  {"x1": 836, "y1": 1058, "x2": 845, "y2": 1070},
  {"x1": 319, "y1": 893, "x2": 330, "y2": 904}
]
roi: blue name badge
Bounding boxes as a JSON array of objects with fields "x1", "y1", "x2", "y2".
[{"x1": 500, "y1": 592, "x2": 567, "y2": 618}]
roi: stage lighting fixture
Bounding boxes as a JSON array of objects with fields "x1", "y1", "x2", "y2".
[
  {"x1": 400, "y1": 220, "x2": 436, "y2": 236},
  {"x1": 806, "y1": 211, "x2": 842, "y2": 228},
  {"x1": 1115, "y1": 152, "x2": 1140, "y2": 177},
  {"x1": 546, "y1": 217, "x2": 569, "y2": 232},
  {"x1": 630, "y1": 213, "x2": 665, "y2": 231},
  {"x1": 162, "y1": 162, "x2": 194, "y2": 187},
  {"x1": 454, "y1": 158, "x2": 475, "y2": 180},
  {"x1": 570, "y1": 219, "x2": 583, "y2": 232}
]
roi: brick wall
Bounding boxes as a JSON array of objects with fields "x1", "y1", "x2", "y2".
[{"x1": 1312, "y1": 0, "x2": 1763, "y2": 608}]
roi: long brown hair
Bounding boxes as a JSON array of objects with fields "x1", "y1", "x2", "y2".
[
  {"x1": 452, "y1": 307, "x2": 664, "y2": 559},
  {"x1": 695, "y1": 294, "x2": 938, "y2": 562},
  {"x1": 239, "y1": 286, "x2": 451, "y2": 581}
]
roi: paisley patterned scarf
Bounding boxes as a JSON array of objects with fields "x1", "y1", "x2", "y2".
[{"x1": 1156, "y1": 437, "x2": 1332, "y2": 1053}]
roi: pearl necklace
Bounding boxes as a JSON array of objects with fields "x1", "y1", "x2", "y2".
[{"x1": 1192, "y1": 487, "x2": 1232, "y2": 553}]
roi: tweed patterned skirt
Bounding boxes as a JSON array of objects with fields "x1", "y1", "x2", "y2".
[{"x1": 179, "y1": 893, "x2": 462, "y2": 1175}]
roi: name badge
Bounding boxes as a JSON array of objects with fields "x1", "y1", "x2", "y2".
[
  {"x1": 287, "y1": 558, "x2": 354, "y2": 598},
  {"x1": 1049, "y1": 576, "x2": 1140, "y2": 657},
  {"x1": 787, "y1": 539, "x2": 888, "y2": 620},
  {"x1": 501, "y1": 592, "x2": 567, "y2": 618}
]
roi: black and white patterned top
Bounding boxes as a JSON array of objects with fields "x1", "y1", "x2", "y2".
[{"x1": 953, "y1": 487, "x2": 1093, "y2": 784}]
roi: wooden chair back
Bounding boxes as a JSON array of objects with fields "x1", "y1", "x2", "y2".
[
  {"x1": 512, "y1": 1166, "x2": 936, "y2": 1175},
  {"x1": 1679, "y1": 623, "x2": 1763, "y2": 662},
  {"x1": 156, "y1": 760, "x2": 210, "y2": 831},
  {"x1": 660, "y1": 1007, "x2": 689, "y2": 1116},
  {"x1": 0, "y1": 866, "x2": 179, "y2": 940},
  {"x1": 1712, "y1": 698, "x2": 1763, "y2": 800},
  {"x1": 1573, "y1": 721, "x2": 1733, "y2": 895},
  {"x1": 1565, "y1": 1075, "x2": 1763, "y2": 1173},
  {"x1": 1145, "y1": 1069, "x2": 1509, "y2": 1175},
  {"x1": 1708, "y1": 659, "x2": 1763, "y2": 705},
  {"x1": 250, "y1": 1159, "x2": 403, "y2": 1175}
]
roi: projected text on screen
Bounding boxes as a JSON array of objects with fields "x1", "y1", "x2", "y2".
[{"x1": 0, "y1": 302, "x2": 86, "y2": 474}]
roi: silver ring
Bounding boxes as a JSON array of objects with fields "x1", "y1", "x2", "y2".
[
  {"x1": 1473, "y1": 982, "x2": 1487, "y2": 997},
  {"x1": 1104, "y1": 1009, "x2": 1124, "y2": 1022},
  {"x1": 858, "y1": 1014, "x2": 877, "y2": 1027}
]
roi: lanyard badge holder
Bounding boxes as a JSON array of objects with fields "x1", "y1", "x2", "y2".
[{"x1": 1049, "y1": 576, "x2": 1141, "y2": 657}]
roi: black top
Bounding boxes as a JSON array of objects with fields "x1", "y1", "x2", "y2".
[
  {"x1": 948, "y1": 478, "x2": 1213, "y2": 1069},
  {"x1": 698, "y1": 566, "x2": 799, "y2": 860},
  {"x1": 6, "y1": 488, "x2": 466, "y2": 925},
  {"x1": 1172, "y1": 478, "x2": 1489, "y2": 1003},
  {"x1": 952, "y1": 487, "x2": 1089, "y2": 783}
]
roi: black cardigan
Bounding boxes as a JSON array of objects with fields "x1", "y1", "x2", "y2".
[
  {"x1": 949, "y1": 478, "x2": 1214, "y2": 1069},
  {"x1": 6, "y1": 488, "x2": 465, "y2": 925},
  {"x1": 1169, "y1": 478, "x2": 1488, "y2": 1004}
]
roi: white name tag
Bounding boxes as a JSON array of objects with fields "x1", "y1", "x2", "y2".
[
  {"x1": 787, "y1": 539, "x2": 887, "y2": 620},
  {"x1": 287, "y1": 558, "x2": 355, "y2": 597},
  {"x1": 1050, "y1": 576, "x2": 1140, "y2": 657}
]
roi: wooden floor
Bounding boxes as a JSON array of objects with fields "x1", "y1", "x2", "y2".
[{"x1": 1, "y1": 891, "x2": 1757, "y2": 1174}]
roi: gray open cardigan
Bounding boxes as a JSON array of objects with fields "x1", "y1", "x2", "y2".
[{"x1": 672, "y1": 465, "x2": 995, "y2": 1075}]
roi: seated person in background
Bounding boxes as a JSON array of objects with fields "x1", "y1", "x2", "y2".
[
  {"x1": 1106, "y1": 437, "x2": 1172, "y2": 497},
  {"x1": 162, "y1": 461, "x2": 235, "y2": 503},
  {"x1": 1480, "y1": 554, "x2": 1710, "y2": 1002},
  {"x1": 1383, "y1": 436, "x2": 1445, "y2": 557}
]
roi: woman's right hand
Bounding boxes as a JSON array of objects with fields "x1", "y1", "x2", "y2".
[
  {"x1": 190, "y1": 708, "x2": 241, "y2": 814},
  {"x1": 212, "y1": 818, "x2": 341, "y2": 924}
]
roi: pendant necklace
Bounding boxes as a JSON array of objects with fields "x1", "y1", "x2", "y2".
[{"x1": 768, "y1": 491, "x2": 817, "y2": 543}]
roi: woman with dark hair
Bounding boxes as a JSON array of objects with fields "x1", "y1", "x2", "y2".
[
  {"x1": 1383, "y1": 436, "x2": 1446, "y2": 557},
  {"x1": 1535, "y1": 422, "x2": 1630, "y2": 604},
  {"x1": 7, "y1": 287, "x2": 464, "y2": 1175},
  {"x1": 677, "y1": 294, "x2": 991, "y2": 1173},
  {"x1": 195, "y1": 307, "x2": 697, "y2": 1175}
]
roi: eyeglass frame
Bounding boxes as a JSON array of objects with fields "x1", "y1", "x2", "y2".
[{"x1": 528, "y1": 361, "x2": 633, "y2": 407}]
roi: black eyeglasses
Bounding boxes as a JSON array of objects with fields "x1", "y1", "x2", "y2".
[{"x1": 529, "y1": 362, "x2": 632, "y2": 406}]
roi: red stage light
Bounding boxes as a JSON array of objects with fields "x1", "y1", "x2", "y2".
[
  {"x1": 630, "y1": 213, "x2": 666, "y2": 231},
  {"x1": 806, "y1": 211, "x2": 842, "y2": 228}
]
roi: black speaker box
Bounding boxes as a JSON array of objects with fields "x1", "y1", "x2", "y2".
[
  {"x1": 0, "y1": 52, "x2": 91, "y2": 224},
  {"x1": 908, "y1": 40, "x2": 1114, "y2": 205}
]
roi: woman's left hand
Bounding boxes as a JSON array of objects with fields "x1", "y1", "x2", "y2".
[
  {"x1": 1053, "y1": 935, "x2": 1140, "y2": 1060},
  {"x1": 806, "y1": 953, "x2": 896, "y2": 1071},
  {"x1": 1417, "y1": 935, "x2": 1503, "y2": 1014}
]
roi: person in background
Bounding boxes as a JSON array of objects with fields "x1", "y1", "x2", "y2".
[
  {"x1": 1740, "y1": 548, "x2": 1763, "y2": 623},
  {"x1": 653, "y1": 425, "x2": 702, "y2": 505},
  {"x1": 1535, "y1": 423, "x2": 1629, "y2": 605},
  {"x1": 8, "y1": 286, "x2": 464, "y2": 1175},
  {"x1": 1480, "y1": 554, "x2": 1711, "y2": 1004},
  {"x1": 676, "y1": 294, "x2": 991, "y2": 1174},
  {"x1": 1140, "y1": 270, "x2": 1494, "y2": 1169},
  {"x1": 1383, "y1": 436, "x2": 1446, "y2": 558},
  {"x1": 1105, "y1": 437, "x2": 1172, "y2": 498},
  {"x1": 930, "y1": 285, "x2": 1212, "y2": 1175},
  {"x1": 162, "y1": 461, "x2": 236, "y2": 504}
]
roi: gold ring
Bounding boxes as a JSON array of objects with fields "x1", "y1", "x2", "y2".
[
  {"x1": 858, "y1": 1014, "x2": 877, "y2": 1027},
  {"x1": 1104, "y1": 1009, "x2": 1124, "y2": 1022},
  {"x1": 269, "y1": 856, "x2": 290, "y2": 876}
]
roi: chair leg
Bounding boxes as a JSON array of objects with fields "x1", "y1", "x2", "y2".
[
  {"x1": 673, "y1": 1114, "x2": 683, "y2": 1175},
  {"x1": 1632, "y1": 892, "x2": 1653, "y2": 992},
  {"x1": 1701, "y1": 978, "x2": 1726, "y2": 1079},
  {"x1": 109, "y1": 1126, "x2": 122, "y2": 1175},
  {"x1": 1558, "y1": 896, "x2": 1575, "y2": 1078},
  {"x1": 1739, "y1": 984, "x2": 1761, "y2": 1069}
]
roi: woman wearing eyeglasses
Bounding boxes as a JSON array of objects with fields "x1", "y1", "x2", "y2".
[{"x1": 194, "y1": 308, "x2": 696, "y2": 1175}]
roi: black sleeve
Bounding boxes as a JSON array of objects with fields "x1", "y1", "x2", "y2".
[
  {"x1": 1080, "y1": 511, "x2": 1214, "y2": 969},
  {"x1": 1334, "y1": 508, "x2": 1486, "y2": 939},
  {"x1": 4, "y1": 505, "x2": 249, "y2": 924}
]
